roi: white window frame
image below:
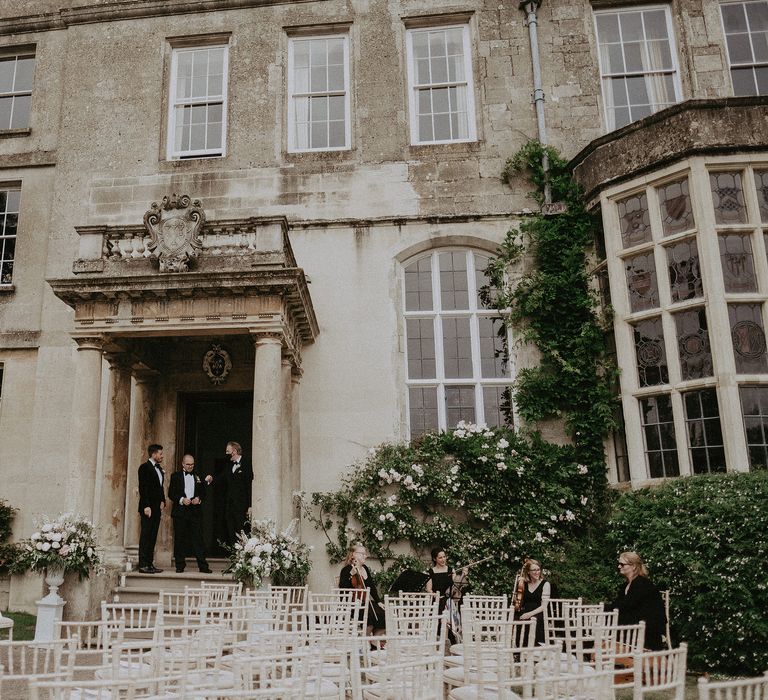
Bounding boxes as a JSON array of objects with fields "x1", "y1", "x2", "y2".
[
  {"x1": 0, "y1": 186, "x2": 20, "y2": 287},
  {"x1": 166, "y1": 44, "x2": 229, "y2": 160},
  {"x1": 405, "y1": 24, "x2": 477, "y2": 145},
  {"x1": 402, "y1": 249, "x2": 510, "y2": 436},
  {"x1": 287, "y1": 34, "x2": 351, "y2": 153},
  {"x1": 0, "y1": 52, "x2": 34, "y2": 131},
  {"x1": 719, "y1": 0, "x2": 768, "y2": 96},
  {"x1": 593, "y1": 5, "x2": 682, "y2": 132}
]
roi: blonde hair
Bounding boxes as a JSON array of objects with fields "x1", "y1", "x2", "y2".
[
  {"x1": 522, "y1": 558, "x2": 543, "y2": 583},
  {"x1": 345, "y1": 542, "x2": 366, "y2": 566},
  {"x1": 620, "y1": 551, "x2": 649, "y2": 577}
]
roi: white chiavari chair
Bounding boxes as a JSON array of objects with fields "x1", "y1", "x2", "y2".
[
  {"x1": 449, "y1": 595, "x2": 510, "y2": 658},
  {"x1": 444, "y1": 618, "x2": 537, "y2": 690},
  {"x1": 661, "y1": 589, "x2": 672, "y2": 649},
  {"x1": 199, "y1": 580, "x2": 242, "y2": 602},
  {"x1": 543, "y1": 598, "x2": 582, "y2": 647},
  {"x1": 159, "y1": 588, "x2": 210, "y2": 625},
  {"x1": 101, "y1": 602, "x2": 163, "y2": 641},
  {"x1": 697, "y1": 672, "x2": 768, "y2": 700},
  {"x1": 632, "y1": 643, "x2": 688, "y2": 700},
  {"x1": 600, "y1": 622, "x2": 645, "y2": 690},
  {"x1": 29, "y1": 672, "x2": 187, "y2": 700},
  {"x1": 0, "y1": 639, "x2": 69, "y2": 699},
  {"x1": 59, "y1": 619, "x2": 126, "y2": 672},
  {"x1": 361, "y1": 652, "x2": 445, "y2": 700},
  {"x1": 533, "y1": 667, "x2": 615, "y2": 700}
]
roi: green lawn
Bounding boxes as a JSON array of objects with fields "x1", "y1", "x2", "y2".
[{"x1": 1, "y1": 610, "x2": 36, "y2": 641}]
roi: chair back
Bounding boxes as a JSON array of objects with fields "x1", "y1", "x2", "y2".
[
  {"x1": 632, "y1": 643, "x2": 688, "y2": 700},
  {"x1": 697, "y1": 672, "x2": 768, "y2": 700},
  {"x1": 159, "y1": 587, "x2": 210, "y2": 624},
  {"x1": 534, "y1": 667, "x2": 615, "y2": 700},
  {"x1": 101, "y1": 602, "x2": 163, "y2": 640}
]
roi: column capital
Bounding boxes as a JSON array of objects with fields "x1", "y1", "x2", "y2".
[
  {"x1": 104, "y1": 352, "x2": 132, "y2": 371},
  {"x1": 250, "y1": 331, "x2": 283, "y2": 347},
  {"x1": 132, "y1": 367, "x2": 160, "y2": 384},
  {"x1": 72, "y1": 335, "x2": 107, "y2": 352}
]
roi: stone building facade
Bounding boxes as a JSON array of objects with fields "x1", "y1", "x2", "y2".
[{"x1": 0, "y1": 0, "x2": 765, "y2": 609}]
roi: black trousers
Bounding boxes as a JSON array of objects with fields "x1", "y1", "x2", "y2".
[
  {"x1": 138, "y1": 509, "x2": 161, "y2": 568},
  {"x1": 225, "y1": 505, "x2": 249, "y2": 547},
  {"x1": 173, "y1": 512, "x2": 207, "y2": 570}
]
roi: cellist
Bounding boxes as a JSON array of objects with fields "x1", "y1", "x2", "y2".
[{"x1": 338, "y1": 542, "x2": 386, "y2": 635}]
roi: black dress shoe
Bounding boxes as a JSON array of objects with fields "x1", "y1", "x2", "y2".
[
  {"x1": 199, "y1": 567, "x2": 213, "y2": 574},
  {"x1": 138, "y1": 567, "x2": 154, "y2": 574},
  {"x1": 150, "y1": 567, "x2": 163, "y2": 573},
  {"x1": 175, "y1": 569, "x2": 185, "y2": 573}
]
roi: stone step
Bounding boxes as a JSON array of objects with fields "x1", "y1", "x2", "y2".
[{"x1": 112, "y1": 566, "x2": 237, "y2": 603}]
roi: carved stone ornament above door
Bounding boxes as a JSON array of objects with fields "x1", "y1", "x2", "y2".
[{"x1": 143, "y1": 194, "x2": 205, "y2": 272}]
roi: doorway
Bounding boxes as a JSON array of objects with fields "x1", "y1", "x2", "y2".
[{"x1": 179, "y1": 392, "x2": 253, "y2": 557}]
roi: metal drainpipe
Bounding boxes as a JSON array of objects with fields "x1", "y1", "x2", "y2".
[{"x1": 521, "y1": 0, "x2": 551, "y2": 205}]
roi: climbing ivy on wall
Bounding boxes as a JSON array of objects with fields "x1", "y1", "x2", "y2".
[{"x1": 307, "y1": 140, "x2": 618, "y2": 595}]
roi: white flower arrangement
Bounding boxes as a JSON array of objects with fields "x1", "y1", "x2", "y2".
[
  {"x1": 226, "y1": 518, "x2": 311, "y2": 587},
  {"x1": 15, "y1": 513, "x2": 103, "y2": 579}
]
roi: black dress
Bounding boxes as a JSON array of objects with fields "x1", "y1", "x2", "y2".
[
  {"x1": 606, "y1": 575, "x2": 666, "y2": 650},
  {"x1": 339, "y1": 563, "x2": 386, "y2": 630},
  {"x1": 427, "y1": 566, "x2": 454, "y2": 615},
  {"x1": 521, "y1": 580, "x2": 551, "y2": 645}
]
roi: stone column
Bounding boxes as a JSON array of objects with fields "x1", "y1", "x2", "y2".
[
  {"x1": 123, "y1": 370, "x2": 158, "y2": 555},
  {"x1": 67, "y1": 336, "x2": 105, "y2": 518},
  {"x1": 99, "y1": 354, "x2": 132, "y2": 565},
  {"x1": 281, "y1": 358, "x2": 293, "y2": 525},
  {"x1": 251, "y1": 333, "x2": 284, "y2": 526}
]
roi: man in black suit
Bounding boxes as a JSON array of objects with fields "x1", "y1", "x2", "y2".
[
  {"x1": 222, "y1": 441, "x2": 253, "y2": 546},
  {"x1": 137, "y1": 443, "x2": 166, "y2": 574},
  {"x1": 168, "y1": 453, "x2": 213, "y2": 574}
]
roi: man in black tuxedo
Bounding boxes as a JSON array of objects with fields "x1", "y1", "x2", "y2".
[
  {"x1": 137, "y1": 443, "x2": 166, "y2": 574},
  {"x1": 222, "y1": 441, "x2": 253, "y2": 546},
  {"x1": 169, "y1": 453, "x2": 213, "y2": 573}
]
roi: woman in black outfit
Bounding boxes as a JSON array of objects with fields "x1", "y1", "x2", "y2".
[
  {"x1": 518, "y1": 558, "x2": 551, "y2": 646},
  {"x1": 606, "y1": 550, "x2": 666, "y2": 650},
  {"x1": 338, "y1": 542, "x2": 386, "y2": 633},
  {"x1": 425, "y1": 548, "x2": 468, "y2": 615}
]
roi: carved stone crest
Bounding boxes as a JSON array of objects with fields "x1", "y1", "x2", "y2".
[
  {"x1": 143, "y1": 194, "x2": 205, "y2": 272},
  {"x1": 202, "y1": 344, "x2": 232, "y2": 385}
]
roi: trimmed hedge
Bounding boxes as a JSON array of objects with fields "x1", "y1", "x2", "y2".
[
  {"x1": 607, "y1": 472, "x2": 768, "y2": 675},
  {"x1": 0, "y1": 499, "x2": 18, "y2": 575}
]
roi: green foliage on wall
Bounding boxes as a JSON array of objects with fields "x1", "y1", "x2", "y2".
[
  {"x1": 608, "y1": 472, "x2": 768, "y2": 675},
  {"x1": 0, "y1": 500, "x2": 19, "y2": 575}
]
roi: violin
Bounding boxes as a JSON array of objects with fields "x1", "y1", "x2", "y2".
[
  {"x1": 513, "y1": 567, "x2": 526, "y2": 612},
  {"x1": 350, "y1": 563, "x2": 367, "y2": 592}
]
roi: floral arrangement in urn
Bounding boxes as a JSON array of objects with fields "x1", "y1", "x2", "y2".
[
  {"x1": 14, "y1": 512, "x2": 103, "y2": 579},
  {"x1": 226, "y1": 518, "x2": 311, "y2": 587}
]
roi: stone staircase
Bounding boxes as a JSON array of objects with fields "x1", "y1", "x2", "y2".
[{"x1": 111, "y1": 558, "x2": 235, "y2": 604}]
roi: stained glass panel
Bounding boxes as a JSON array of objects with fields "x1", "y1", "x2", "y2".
[
  {"x1": 617, "y1": 191, "x2": 652, "y2": 248},
  {"x1": 633, "y1": 317, "x2": 669, "y2": 387},
  {"x1": 729, "y1": 303, "x2": 768, "y2": 373},
  {"x1": 666, "y1": 238, "x2": 703, "y2": 302},
  {"x1": 674, "y1": 308, "x2": 713, "y2": 380},
  {"x1": 719, "y1": 233, "x2": 757, "y2": 293},
  {"x1": 625, "y1": 251, "x2": 659, "y2": 312},
  {"x1": 754, "y1": 170, "x2": 768, "y2": 223},
  {"x1": 640, "y1": 394, "x2": 680, "y2": 477},
  {"x1": 710, "y1": 171, "x2": 748, "y2": 224},
  {"x1": 657, "y1": 178, "x2": 694, "y2": 235}
]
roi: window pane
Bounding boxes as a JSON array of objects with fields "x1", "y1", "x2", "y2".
[
  {"x1": 439, "y1": 251, "x2": 469, "y2": 310},
  {"x1": 617, "y1": 191, "x2": 652, "y2": 248},
  {"x1": 406, "y1": 318, "x2": 436, "y2": 379},
  {"x1": 740, "y1": 385, "x2": 768, "y2": 470},
  {"x1": 633, "y1": 317, "x2": 669, "y2": 387},
  {"x1": 14, "y1": 56, "x2": 35, "y2": 92},
  {"x1": 483, "y1": 386, "x2": 507, "y2": 428},
  {"x1": 710, "y1": 171, "x2": 748, "y2": 224},
  {"x1": 442, "y1": 317, "x2": 473, "y2": 378},
  {"x1": 666, "y1": 238, "x2": 703, "y2": 302},
  {"x1": 478, "y1": 317, "x2": 506, "y2": 378},
  {"x1": 640, "y1": 394, "x2": 678, "y2": 477},
  {"x1": 657, "y1": 178, "x2": 694, "y2": 235},
  {"x1": 722, "y1": 2, "x2": 768, "y2": 96},
  {"x1": 0, "y1": 58, "x2": 14, "y2": 93},
  {"x1": 684, "y1": 389, "x2": 726, "y2": 474},
  {"x1": 729, "y1": 303, "x2": 768, "y2": 373},
  {"x1": 9, "y1": 92, "x2": 30, "y2": 128},
  {"x1": 754, "y1": 170, "x2": 768, "y2": 223},
  {"x1": 674, "y1": 308, "x2": 713, "y2": 380},
  {"x1": 719, "y1": 233, "x2": 757, "y2": 292},
  {"x1": 405, "y1": 257, "x2": 433, "y2": 311},
  {"x1": 0, "y1": 189, "x2": 19, "y2": 285},
  {"x1": 409, "y1": 387, "x2": 438, "y2": 437},
  {"x1": 625, "y1": 251, "x2": 659, "y2": 312},
  {"x1": 445, "y1": 385, "x2": 476, "y2": 426},
  {"x1": 0, "y1": 97, "x2": 12, "y2": 130}
]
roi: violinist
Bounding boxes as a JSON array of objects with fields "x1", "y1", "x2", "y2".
[
  {"x1": 425, "y1": 548, "x2": 469, "y2": 616},
  {"x1": 338, "y1": 542, "x2": 386, "y2": 634},
  {"x1": 516, "y1": 558, "x2": 551, "y2": 646}
]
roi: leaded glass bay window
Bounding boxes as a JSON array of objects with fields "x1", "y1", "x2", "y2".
[
  {"x1": 666, "y1": 238, "x2": 704, "y2": 302},
  {"x1": 168, "y1": 45, "x2": 228, "y2": 159},
  {"x1": 633, "y1": 317, "x2": 669, "y2": 387},
  {"x1": 719, "y1": 233, "x2": 757, "y2": 292},
  {"x1": 288, "y1": 35, "x2": 349, "y2": 151},
  {"x1": 674, "y1": 307, "x2": 713, "y2": 380},
  {"x1": 684, "y1": 389, "x2": 726, "y2": 474},
  {"x1": 625, "y1": 251, "x2": 660, "y2": 312},
  {"x1": 404, "y1": 249, "x2": 509, "y2": 436},
  {"x1": 640, "y1": 394, "x2": 680, "y2": 477},
  {"x1": 407, "y1": 25, "x2": 476, "y2": 144},
  {"x1": 729, "y1": 303, "x2": 768, "y2": 373},
  {"x1": 594, "y1": 7, "x2": 680, "y2": 131}
]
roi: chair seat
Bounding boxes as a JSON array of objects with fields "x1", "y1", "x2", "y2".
[
  {"x1": 67, "y1": 689, "x2": 178, "y2": 700},
  {"x1": 450, "y1": 643, "x2": 464, "y2": 656},
  {"x1": 444, "y1": 655, "x2": 465, "y2": 668},
  {"x1": 449, "y1": 685, "x2": 523, "y2": 700},
  {"x1": 185, "y1": 669, "x2": 236, "y2": 689},
  {"x1": 444, "y1": 665, "x2": 498, "y2": 688},
  {"x1": 94, "y1": 660, "x2": 153, "y2": 680},
  {"x1": 285, "y1": 677, "x2": 340, "y2": 697},
  {"x1": 363, "y1": 680, "x2": 437, "y2": 699}
]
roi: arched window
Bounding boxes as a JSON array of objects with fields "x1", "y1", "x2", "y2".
[{"x1": 403, "y1": 249, "x2": 510, "y2": 436}]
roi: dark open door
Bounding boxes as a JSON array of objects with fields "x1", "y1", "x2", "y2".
[{"x1": 180, "y1": 392, "x2": 253, "y2": 557}]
